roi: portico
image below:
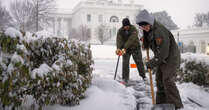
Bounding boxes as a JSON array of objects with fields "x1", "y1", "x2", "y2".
[{"x1": 172, "y1": 27, "x2": 209, "y2": 54}]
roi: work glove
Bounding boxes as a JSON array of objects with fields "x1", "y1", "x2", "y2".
[
  {"x1": 146, "y1": 61, "x2": 154, "y2": 69},
  {"x1": 116, "y1": 49, "x2": 122, "y2": 56},
  {"x1": 121, "y1": 48, "x2": 126, "y2": 55}
]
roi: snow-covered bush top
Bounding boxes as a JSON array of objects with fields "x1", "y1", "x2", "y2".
[
  {"x1": 0, "y1": 28, "x2": 94, "y2": 110},
  {"x1": 4, "y1": 27, "x2": 22, "y2": 38},
  {"x1": 181, "y1": 53, "x2": 209, "y2": 65},
  {"x1": 31, "y1": 63, "x2": 53, "y2": 79}
]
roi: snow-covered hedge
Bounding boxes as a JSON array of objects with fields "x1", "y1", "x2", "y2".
[
  {"x1": 178, "y1": 53, "x2": 209, "y2": 86},
  {"x1": 0, "y1": 28, "x2": 93, "y2": 109}
]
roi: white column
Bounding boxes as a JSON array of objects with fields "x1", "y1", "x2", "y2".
[
  {"x1": 54, "y1": 17, "x2": 59, "y2": 36},
  {"x1": 52, "y1": 18, "x2": 56, "y2": 35},
  {"x1": 63, "y1": 18, "x2": 69, "y2": 38},
  {"x1": 60, "y1": 18, "x2": 64, "y2": 37},
  {"x1": 57, "y1": 18, "x2": 61, "y2": 36}
]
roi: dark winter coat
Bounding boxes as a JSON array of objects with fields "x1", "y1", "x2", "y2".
[
  {"x1": 137, "y1": 10, "x2": 183, "y2": 108},
  {"x1": 146, "y1": 20, "x2": 180, "y2": 70},
  {"x1": 116, "y1": 25, "x2": 140, "y2": 51}
]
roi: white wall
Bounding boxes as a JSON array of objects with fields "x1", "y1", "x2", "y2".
[
  {"x1": 48, "y1": 1, "x2": 142, "y2": 43},
  {"x1": 172, "y1": 28, "x2": 209, "y2": 54}
]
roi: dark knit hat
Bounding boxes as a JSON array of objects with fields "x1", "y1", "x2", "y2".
[
  {"x1": 122, "y1": 18, "x2": 131, "y2": 27},
  {"x1": 137, "y1": 21, "x2": 149, "y2": 26}
]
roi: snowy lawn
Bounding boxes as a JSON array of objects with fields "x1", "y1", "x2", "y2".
[{"x1": 46, "y1": 45, "x2": 209, "y2": 110}]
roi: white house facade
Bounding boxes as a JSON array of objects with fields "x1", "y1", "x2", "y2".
[
  {"x1": 48, "y1": 0, "x2": 143, "y2": 43},
  {"x1": 47, "y1": 0, "x2": 209, "y2": 55},
  {"x1": 172, "y1": 27, "x2": 209, "y2": 55}
]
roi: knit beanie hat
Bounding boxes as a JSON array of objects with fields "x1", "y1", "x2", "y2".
[{"x1": 122, "y1": 18, "x2": 131, "y2": 27}]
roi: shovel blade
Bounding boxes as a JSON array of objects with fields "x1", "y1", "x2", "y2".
[{"x1": 152, "y1": 104, "x2": 175, "y2": 110}]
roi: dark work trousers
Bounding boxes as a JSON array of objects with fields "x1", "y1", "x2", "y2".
[
  {"x1": 156, "y1": 64, "x2": 183, "y2": 108},
  {"x1": 122, "y1": 47, "x2": 145, "y2": 81}
]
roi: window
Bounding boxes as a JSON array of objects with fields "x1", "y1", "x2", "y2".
[
  {"x1": 110, "y1": 16, "x2": 119, "y2": 23},
  {"x1": 109, "y1": 29, "x2": 112, "y2": 38},
  {"x1": 99, "y1": 15, "x2": 103, "y2": 23},
  {"x1": 201, "y1": 41, "x2": 206, "y2": 53},
  {"x1": 87, "y1": 14, "x2": 91, "y2": 22},
  {"x1": 113, "y1": 27, "x2": 116, "y2": 36}
]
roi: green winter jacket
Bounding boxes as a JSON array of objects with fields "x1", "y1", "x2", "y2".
[
  {"x1": 116, "y1": 25, "x2": 140, "y2": 50},
  {"x1": 148, "y1": 20, "x2": 181, "y2": 69}
]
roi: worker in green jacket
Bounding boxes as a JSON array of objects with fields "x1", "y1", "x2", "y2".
[
  {"x1": 116, "y1": 18, "x2": 146, "y2": 82},
  {"x1": 136, "y1": 9, "x2": 183, "y2": 109}
]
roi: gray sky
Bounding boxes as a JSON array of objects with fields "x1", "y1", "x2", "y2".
[
  {"x1": 1, "y1": 0, "x2": 209, "y2": 29},
  {"x1": 56, "y1": 0, "x2": 209, "y2": 29}
]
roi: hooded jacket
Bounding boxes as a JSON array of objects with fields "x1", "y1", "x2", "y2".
[
  {"x1": 136, "y1": 9, "x2": 180, "y2": 69},
  {"x1": 136, "y1": 10, "x2": 155, "y2": 26}
]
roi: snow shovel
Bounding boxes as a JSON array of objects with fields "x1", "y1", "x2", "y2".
[
  {"x1": 146, "y1": 49, "x2": 156, "y2": 105},
  {"x1": 146, "y1": 49, "x2": 175, "y2": 110},
  {"x1": 114, "y1": 55, "x2": 120, "y2": 80}
]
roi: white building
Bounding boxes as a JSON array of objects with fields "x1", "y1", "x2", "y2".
[
  {"x1": 48, "y1": 0, "x2": 143, "y2": 44},
  {"x1": 172, "y1": 27, "x2": 209, "y2": 55},
  {"x1": 48, "y1": 0, "x2": 209, "y2": 55}
]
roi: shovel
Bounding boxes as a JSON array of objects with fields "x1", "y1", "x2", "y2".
[
  {"x1": 146, "y1": 49, "x2": 175, "y2": 110},
  {"x1": 114, "y1": 55, "x2": 121, "y2": 80}
]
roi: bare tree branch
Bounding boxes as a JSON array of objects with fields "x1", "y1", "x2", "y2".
[
  {"x1": 9, "y1": 0, "x2": 56, "y2": 32},
  {"x1": 95, "y1": 24, "x2": 110, "y2": 45},
  {"x1": 194, "y1": 12, "x2": 209, "y2": 27}
]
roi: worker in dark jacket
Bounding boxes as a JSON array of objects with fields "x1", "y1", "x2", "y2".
[
  {"x1": 116, "y1": 18, "x2": 145, "y2": 82},
  {"x1": 136, "y1": 9, "x2": 183, "y2": 109}
]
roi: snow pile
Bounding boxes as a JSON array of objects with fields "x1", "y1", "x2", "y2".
[
  {"x1": 0, "y1": 28, "x2": 94, "y2": 110},
  {"x1": 71, "y1": 78, "x2": 136, "y2": 110},
  {"x1": 45, "y1": 78, "x2": 136, "y2": 110},
  {"x1": 178, "y1": 82, "x2": 209, "y2": 110}
]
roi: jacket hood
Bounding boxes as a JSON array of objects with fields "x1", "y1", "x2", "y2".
[{"x1": 136, "y1": 9, "x2": 155, "y2": 26}]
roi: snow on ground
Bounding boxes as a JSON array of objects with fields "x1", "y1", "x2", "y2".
[
  {"x1": 178, "y1": 83, "x2": 209, "y2": 110},
  {"x1": 48, "y1": 78, "x2": 136, "y2": 110},
  {"x1": 47, "y1": 45, "x2": 209, "y2": 110}
]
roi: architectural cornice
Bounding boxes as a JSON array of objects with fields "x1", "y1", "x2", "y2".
[
  {"x1": 72, "y1": 0, "x2": 142, "y2": 15},
  {"x1": 172, "y1": 27, "x2": 209, "y2": 36}
]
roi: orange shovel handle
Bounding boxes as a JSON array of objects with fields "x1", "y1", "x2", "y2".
[{"x1": 147, "y1": 49, "x2": 156, "y2": 105}]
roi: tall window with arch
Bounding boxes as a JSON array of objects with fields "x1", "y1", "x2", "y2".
[
  {"x1": 110, "y1": 16, "x2": 119, "y2": 23},
  {"x1": 87, "y1": 14, "x2": 91, "y2": 22},
  {"x1": 201, "y1": 41, "x2": 206, "y2": 53},
  {"x1": 113, "y1": 27, "x2": 117, "y2": 36}
]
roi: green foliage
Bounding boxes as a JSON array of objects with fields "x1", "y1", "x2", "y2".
[
  {"x1": 0, "y1": 34, "x2": 18, "y2": 54},
  {"x1": 178, "y1": 60, "x2": 209, "y2": 86},
  {"x1": 0, "y1": 30, "x2": 94, "y2": 109}
]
